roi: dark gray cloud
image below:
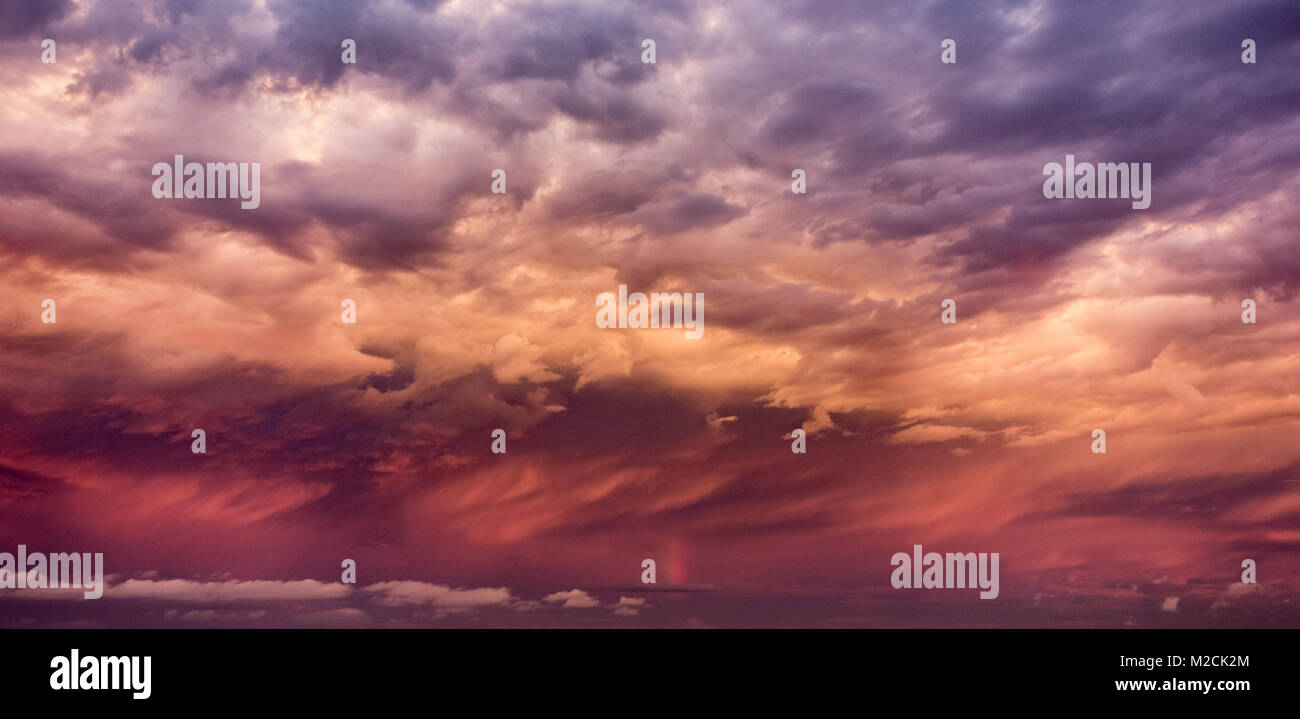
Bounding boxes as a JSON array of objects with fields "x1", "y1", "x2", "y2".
[{"x1": 0, "y1": 0, "x2": 73, "y2": 38}]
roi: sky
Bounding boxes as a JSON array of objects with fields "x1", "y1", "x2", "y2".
[{"x1": 1, "y1": 0, "x2": 1299, "y2": 628}]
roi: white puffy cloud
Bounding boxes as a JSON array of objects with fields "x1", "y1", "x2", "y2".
[
  {"x1": 363, "y1": 581, "x2": 516, "y2": 609},
  {"x1": 108, "y1": 578, "x2": 350, "y2": 602},
  {"x1": 542, "y1": 588, "x2": 600, "y2": 608}
]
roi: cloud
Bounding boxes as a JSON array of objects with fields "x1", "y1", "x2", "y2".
[
  {"x1": 166, "y1": 609, "x2": 269, "y2": 623},
  {"x1": 107, "y1": 579, "x2": 350, "y2": 602},
  {"x1": 0, "y1": 0, "x2": 73, "y2": 39},
  {"x1": 542, "y1": 589, "x2": 600, "y2": 609},
  {"x1": 613, "y1": 595, "x2": 647, "y2": 616},
  {"x1": 2, "y1": 0, "x2": 1300, "y2": 629},
  {"x1": 492, "y1": 334, "x2": 562, "y2": 384},
  {"x1": 289, "y1": 607, "x2": 370, "y2": 626},
  {"x1": 362, "y1": 581, "x2": 517, "y2": 610},
  {"x1": 705, "y1": 412, "x2": 738, "y2": 432}
]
